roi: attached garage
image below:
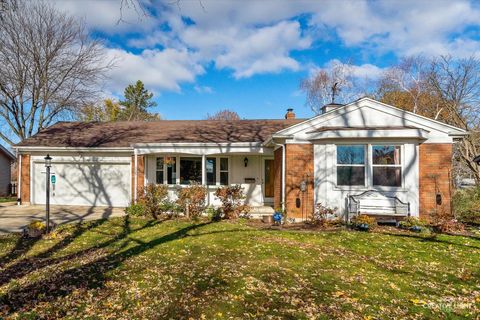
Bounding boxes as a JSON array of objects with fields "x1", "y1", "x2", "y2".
[{"x1": 31, "y1": 157, "x2": 131, "y2": 207}]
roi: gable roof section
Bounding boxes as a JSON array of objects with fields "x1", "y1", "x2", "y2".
[
  {"x1": 273, "y1": 97, "x2": 467, "y2": 138},
  {"x1": 16, "y1": 119, "x2": 304, "y2": 148},
  {"x1": 0, "y1": 144, "x2": 15, "y2": 160}
]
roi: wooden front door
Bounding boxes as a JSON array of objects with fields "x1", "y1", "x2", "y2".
[{"x1": 264, "y1": 159, "x2": 274, "y2": 199}]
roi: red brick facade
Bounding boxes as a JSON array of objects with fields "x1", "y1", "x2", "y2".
[
  {"x1": 20, "y1": 154, "x2": 30, "y2": 204},
  {"x1": 131, "y1": 155, "x2": 145, "y2": 202},
  {"x1": 419, "y1": 143, "x2": 452, "y2": 220},
  {"x1": 284, "y1": 144, "x2": 314, "y2": 219}
]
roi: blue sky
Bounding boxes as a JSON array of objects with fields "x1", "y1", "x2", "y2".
[{"x1": 54, "y1": 0, "x2": 480, "y2": 120}]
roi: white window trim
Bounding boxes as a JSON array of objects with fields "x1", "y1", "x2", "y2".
[
  {"x1": 334, "y1": 143, "x2": 406, "y2": 192},
  {"x1": 155, "y1": 155, "x2": 230, "y2": 187},
  {"x1": 335, "y1": 144, "x2": 367, "y2": 188}
]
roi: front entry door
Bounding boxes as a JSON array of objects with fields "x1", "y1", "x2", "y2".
[{"x1": 264, "y1": 159, "x2": 274, "y2": 203}]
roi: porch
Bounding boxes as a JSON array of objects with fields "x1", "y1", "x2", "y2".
[{"x1": 134, "y1": 143, "x2": 277, "y2": 210}]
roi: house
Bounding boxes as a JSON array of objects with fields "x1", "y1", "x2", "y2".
[
  {"x1": 14, "y1": 97, "x2": 467, "y2": 221},
  {"x1": 0, "y1": 144, "x2": 15, "y2": 196}
]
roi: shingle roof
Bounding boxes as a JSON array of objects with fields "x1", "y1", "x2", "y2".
[{"x1": 16, "y1": 119, "x2": 305, "y2": 148}]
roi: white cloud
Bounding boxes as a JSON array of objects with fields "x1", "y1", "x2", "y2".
[
  {"x1": 52, "y1": 0, "x2": 480, "y2": 92},
  {"x1": 194, "y1": 85, "x2": 213, "y2": 94},
  {"x1": 105, "y1": 48, "x2": 204, "y2": 94}
]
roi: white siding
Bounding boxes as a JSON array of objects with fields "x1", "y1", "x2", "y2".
[{"x1": 314, "y1": 142, "x2": 420, "y2": 218}]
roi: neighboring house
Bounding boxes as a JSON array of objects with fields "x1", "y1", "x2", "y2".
[
  {"x1": 14, "y1": 97, "x2": 467, "y2": 221},
  {"x1": 0, "y1": 144, "x2": 15, "y2": 196}
]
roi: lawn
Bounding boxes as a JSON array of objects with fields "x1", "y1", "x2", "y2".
[
  {"x1": 0, "y1": 197, "x2": 15, "y2": 203},
  {"x1": 0, "y1": 218, "x2": 479, "y2": 319}
]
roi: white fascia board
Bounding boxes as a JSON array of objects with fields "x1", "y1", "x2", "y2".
[
  {"x1": 305, "y1": 128, "x2": 429, "y2": 141},
  {"x1": 0, "y1": 144, "x2": 15, "y2": 160},
  {"x1": 273, "y1": 97, "x2": 467, "y2": 137},
  {"x1": 14, "y1": 146, "x2": 134, "y2": 153},
  {"x1": 135, "y1": 142, "x2": 272, "y2": 155}
]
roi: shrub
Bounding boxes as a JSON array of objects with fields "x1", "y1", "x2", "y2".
[
  {"x1": 351, "y1": 214, "x2": 377, "y2": 230},
  {"x1": 125, "y1": 203, "x2": 146, "y2": 217},
  {"x1": 308, "y1": 203, "x2": 338, "y2": 226},
  {"x1": 452, "y1": 186, "x2": 480, "y2": 225},
  {"x1": 398, "y1": 216, "x2": 426, "y2": 229},
  {"x1": 205, "y1": 206, "x2": 223, "y2": 221},
  {"x1": 159, "y1": 200, "x2": 181, "y2": 217},
  {"x1": 429, "y1": 205, "x2": 465, "y2": 233},
  {"x1": 214, "y1": 185, "x2": 251, "y2": 219},
  {"x1": 176, "y1": 184, "x2": 207, "y2": 218},
  {"x1": 28, "y1": 220, "x2": 46, "y2": 231},
  {"x1": 138, "y1": 184, "x2": 169, "y2": 219}
]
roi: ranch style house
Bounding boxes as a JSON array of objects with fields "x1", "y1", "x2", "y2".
[{"x1": 14, "y1": 97, "x2": 467, "y2": 221}]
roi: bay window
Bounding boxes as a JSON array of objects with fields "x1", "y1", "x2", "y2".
[{"x1": 336, "y1": 144, "x2": 403, "y2": 188}]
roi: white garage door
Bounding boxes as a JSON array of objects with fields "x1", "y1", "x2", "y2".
[{"x1": 33, "y1": 161, "x2": 131, "y2": 207}]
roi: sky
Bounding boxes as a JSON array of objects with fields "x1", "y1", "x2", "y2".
[{"x1": 52, "y1": 0, "x2": 480, "y2": 120}]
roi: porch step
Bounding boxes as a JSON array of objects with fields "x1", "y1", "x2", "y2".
[{"x1": 248, "y1": 206, "x2": 275, "y2": 219}]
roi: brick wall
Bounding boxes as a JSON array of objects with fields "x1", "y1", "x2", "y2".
[
  {"x1": 285, "y1": 144, "x2": 314, "y2": 219},
  {"x1": 20, "y1": 154, "x2": 30, "y2": 204},
  {"x1": 273, "y1": 147, "x2": 282, "y2": 210},
  {"x1": 131, "y1": 155, "x2": 145, "y2": 202},
  {"x1": 419, "y1": 143, "x2": 452, "y2": 220}
]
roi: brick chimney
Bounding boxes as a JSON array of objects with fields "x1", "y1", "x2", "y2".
[{"x1": 285, "y1": 108, "x2": 295, "y2": 119}]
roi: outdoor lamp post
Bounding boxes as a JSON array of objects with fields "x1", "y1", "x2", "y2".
[{"x1": 44, "y1": 154, "x2": 52, "y2": 234}]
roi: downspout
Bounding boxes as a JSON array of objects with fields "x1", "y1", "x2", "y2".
[
  {"x1": 134, "y1": 149, "x2": 138, "y2": 204},
  {"x1": 17, "y1": 149, "x2": 21, "y2": 205},
  {"x1": 274, "y1": 143, "x2": 286, "y2": 212}
]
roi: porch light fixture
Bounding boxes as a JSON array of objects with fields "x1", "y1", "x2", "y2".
[
  {"x1": 44, "y1": 154, "x2": 52, "y2": 168},
  {"x1": 244, "y1": 157, "x2": 248, "y2": 167}
]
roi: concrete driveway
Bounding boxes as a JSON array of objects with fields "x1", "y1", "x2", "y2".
[{"x1": 0, "y1": 203, "x2": 126, "y2": 234}]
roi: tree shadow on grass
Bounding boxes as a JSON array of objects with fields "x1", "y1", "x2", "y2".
[
  {"x1": 2, "y1": 221, "x2": 211, "y2": 314},
  {"x1": 378, "y1": 230, "x2": 480, "y2": 250},
  {"x1": 0, "y1": 216, "x2": 162, "y2": 288}
]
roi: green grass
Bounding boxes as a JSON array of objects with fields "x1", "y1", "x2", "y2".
[
  {"x1": 0, "y1": 217, "x2": 479, "y2": 319},
  {"x1": 0, "y1": 197, "x2": 15, "y2": 203}
]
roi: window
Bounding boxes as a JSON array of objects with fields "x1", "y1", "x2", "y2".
[
  {"x1": 220, "y1": 158, "x2": 229, "y2": 185},
  {"x1": 206, "y1": 157, "x2": 216, "y2": 185},
  {"x1": 180, "y1": 157, "x2": 202, "y2": 184},
  {"x1": 165, "y1": 156, "x2": 176, "y2": 184},
  {"x1": 336, "y1": 145, "x2": 365, "y2": 186},
  {"x1": 372, "y1": 145, "x2": 402, "y2": 187},
  {"x1": 156, "y1": 157, "x2": 164, "y2": 184}
]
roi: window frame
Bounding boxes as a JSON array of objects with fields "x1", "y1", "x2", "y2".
[
  {"x1": 335, "y1": 144, "x2": 367, "y2": 187},
  {"x1": 154, "y1": 155, "x2": 230, "y2": 187},
  {"x1": 334, "y1": 143, "x2": 405, "y2": 190},
  {"x1": 371, "y1": 145, "x2": 403, "y2": 187}
]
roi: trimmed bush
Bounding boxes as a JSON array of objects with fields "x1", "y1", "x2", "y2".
[
  {"x1": 214, "y1": 185, "x2": 250, "y2": 219},
  {"x1": 125, "y1": 203, "x2": 146, "y2": 217},
  {"x1": 176, "y1": 184, "x2": 207, "y2": 218},
  {"x1": 351, "y1": 214, "x2": 377, "y2": 231},
  {"x1": 308, "y1": 203, "x2": 338, "y2": 226},
  {"x1": 138, "y1": 184, "x2": 169, "y2": 219}
]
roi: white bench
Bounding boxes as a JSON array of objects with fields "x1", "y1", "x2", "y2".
[{"x1": 348, "y1": 190, "x2": 410, "y2": 221}]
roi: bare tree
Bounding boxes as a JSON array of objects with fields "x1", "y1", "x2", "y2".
[
  {"x1": 206, "y1": 109, "x2": 241, "y2": 121},
  {"x1": 0, "y1": 0, "x2": 113, "y2": 145},
  {"x1": 300, "y1": 60, "x2": 361, "y2": 114},
  {"x1": 378, "y1": 56, "x2": 429, "y2": 114},
  {"x1": 428, "y1": 56, "x2": 480, "y2": 183}
]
